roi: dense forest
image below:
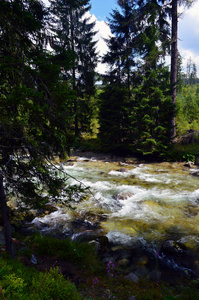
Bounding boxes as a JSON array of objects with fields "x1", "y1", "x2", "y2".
[{"x1": 0, "y1": 0, "x2": 199, "y2": 253}]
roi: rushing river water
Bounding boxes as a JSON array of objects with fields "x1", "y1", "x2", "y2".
[{"x1": 31, "y1": 153, "x2": 199, "y2": 276}]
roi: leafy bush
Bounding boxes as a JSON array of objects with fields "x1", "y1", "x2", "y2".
[
  {"x1": 0, "y1": 257, "x2": 82, "y2": 300},
  {"x1": 31, "y1": 267, "x2": 82, "y2": 300}
]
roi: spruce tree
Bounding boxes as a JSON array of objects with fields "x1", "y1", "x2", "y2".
[
  {"x1": 133, "y1": 0, "x2": 173, "y2": 156},
  {"x1": 0, "y1": 0, "x2": 82, "y2": 255},
  {"x1": 49, "y1": 0, "x2": 98, "y2": 136},
  {"x1": 107, "y1": 1, "x2": 138, "y2": 91},
  {"x1": 98, "y1": 1, "x2": 138, "y2": 149}
]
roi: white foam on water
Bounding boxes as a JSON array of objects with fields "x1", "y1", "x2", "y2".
[
  {"x1": 32, "y1": 208, "x2": 71, "y2": 229},
  {"x1": 48, "y1": 159, "x2": 199, "y2": 248},
  {"x1": 76, "y1": 157, "x2": 90, "y2": 161},
  {"x1": 108, "y1": 170, "x2": 132, "y2": 177},
  {"x1": 178, "y1": 235, "x2": 199, "y2": 247},
  {"x1": 188, "y1": 189, "x2": 199, "y2": 204},
  {"x1": 81, "y1": 179, "x2": 114, "y2": 191},
  {"x1": 190, "y1": 168, "x2": 199, "y2": 172},
  {"x1": 108, "y1": 165, "x2": 179, "y2": 185},
  {"x1": 106, "y1": 230, "x2": 133, "y2": 245}
]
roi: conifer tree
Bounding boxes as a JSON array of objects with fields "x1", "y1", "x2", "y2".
[
  {"x1": 49, "y1": 0, "x2": 98, "y2": 136},
  {"x1": 0, "y1": 0, "x2": 81, "y2": 256},
  {"x1": 107, "y1": 1, "x2": 138, "y2": 91},
  {"x1": 132, "y1": 0, "x2": 173, "y2": 156},
  {"x1": 98, "y1": 1, "x2": 138, "y2": 148},
  {"x1": 161, "y1": 0, "x2": 195, "y2": 137}
]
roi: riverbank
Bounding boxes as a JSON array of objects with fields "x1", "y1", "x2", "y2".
[
  {"x1": 1, "y1": 231, "x2": 199, "y2": 300},
  {"x1": 2, "y1": 150, "x2": 199, "y2": 299},
  {"x1": 71, "y1": 136, "x2": 199, "y2": 163},
  {"x1": 70, "y1": 149, "x2": 139, "y2": 163}
]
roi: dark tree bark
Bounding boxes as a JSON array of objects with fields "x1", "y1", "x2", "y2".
[
  {"x1": 0, "y1": 174, "x2": 16, "y2": 259},
  {"x1": 170, "y1": 0, "x2": 178, "y2": 138}
]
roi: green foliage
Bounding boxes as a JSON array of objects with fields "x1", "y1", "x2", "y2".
[
  {"x1": 49, "y1": 0, "x2": 98, "y2": 136},
  {"x1": 0, "y1": 257, "x2": 82, "y2": 300},
  {"x1": 31, "y1": 267, "x2": 82, "y2": 300},
  {"x1": 98, "y1": 85, "x2": 131, "y2": 148},
  {"x1": 176, "y1": 89, "x2": 199, "y2": 136},
  {"x1": 167, "y1": 143, "x2": 199, "y2": 161},
  {"x1": 182, "y1": 153, "x2": 196, "y2": 162},
  {"x1": 98, "y1": 0, "x2": 173, "y2": 157},
  {"x1": 26, "y1": 234, "x2": 101, "y2": 271},
  {"x1": 0, "y1": 0, "x2": 82, "y2": 209}
]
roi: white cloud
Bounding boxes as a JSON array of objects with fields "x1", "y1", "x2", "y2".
[
  {"x1": 178, "y1": 0, "x2": 199, "y2": 75},
  {"x1": 87, "y1": 13, "x2": 113, "y2": 74},
  {"x1": 42, "y1": 0, "x2": 49, "y2": 6}
]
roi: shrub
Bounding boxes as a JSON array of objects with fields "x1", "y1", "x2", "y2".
[{"x1": 31, "y1": 267, "x2": 82, "y2": 300}]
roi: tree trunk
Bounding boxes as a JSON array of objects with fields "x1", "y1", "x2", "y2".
[
  {"x1": 70, "y1": 10, "x2": 79, "y2": 137},
  {"x1": 0, "y1": 174, "x2": 16, "y2": 259},
  {"x1": 170, "y1": 0, "x2": 178, "y2": 138}
]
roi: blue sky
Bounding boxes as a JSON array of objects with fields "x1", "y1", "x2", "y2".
[{"x1": 89, "y1": 0, "x2": 118, "y2": 20}]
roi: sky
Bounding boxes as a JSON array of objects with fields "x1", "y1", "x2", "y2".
[
  {"x1": 43, "y1": 0, "x2": 199, "y2": 75},
  {"x1": 89, "y1": 0, "x2": 199, "y2": 75}
]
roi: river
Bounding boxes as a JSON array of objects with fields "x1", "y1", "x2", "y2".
[{"x1": 31, "y1": 152, "x2": 199, "y2": 278}]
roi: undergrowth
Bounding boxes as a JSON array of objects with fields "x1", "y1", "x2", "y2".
[
  {"x1": 0, "y1": 256, "x2": 82, "y2": 300},
  {"x1": 0, "y1": 234, "x2": 199, "y2": 299}
]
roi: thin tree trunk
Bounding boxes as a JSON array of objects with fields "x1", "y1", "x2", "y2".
[
  {"x1": 170, "y1": 0, "x2": 178, "y2": 138},
  {"x1": 0, "y1": 173, "x2": 16, "y2": 259},
  {"x1": 70, "y1": 10, "x2": 79, "y2": 137}
]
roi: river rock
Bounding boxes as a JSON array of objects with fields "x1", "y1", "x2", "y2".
[
  {"x1": 71, "y1": 231, "x2": 98, "y2": 242},
  {"x1": 134, "y1": 266, "x2": 149, "y2": 277},
  {"x1": 36, "y1": 204, "x2": 57, "y2": 217},
  {"x1": 125, "y1": 272, "x2": 139, "y2": 283},
  {"x1": 31, "y1": 219, "x2": 50, "y2": 230},
  {"x1": 114, "y1": 192, "x2": 134, "y2": 200},
  {"x1": 117, "y1": 168, "x2": 129, "y2": 172},
  {"x1": 118, "y1": 258, "x2": 129, "y2": 267},
  {"x1": 95, "y1": 236, "x2": 109, "y2": 253},
  {"x1": 66, "y1": 158, "x2": 77, "y2": 163},
  {"x1": 89, "y1": 236, "x2": 109, "y2": 255},
  {"x1": 136, "y1": 255, "x2": 149, "y2": 266},
  {"x1": 160, "y1": 240, "x2": 188, "y2": 256},
  {"x1": 30, "y1": 254, "x2": 37, "y2": 265},
  {"x1": 195, "y1": 156, "x2": 199, "y2": 165},
  {"x1": 184, "y1": 161, "x2": 194, "y2": 168},
  {"x1": 127, "y1": 296, "x2": 136, "y2": 300},
  {"x1": 185, "y1": 205, "x2": 199, "y2": 217},
  {"x1": 189, "y1": 171, "x2": 199, "y2": 177},
  {"x1": 71, "y1": 218, "x2": 99, "y2": 230},
  {"x1": 83, "y1": 212, "x2": 107, "y2": 223},
  {"x1": 159, "y1": 239, "x2": 195, "y2": 271},
  {"x1": 149, "y1": 270, "x2": 161, "y2": 281}
]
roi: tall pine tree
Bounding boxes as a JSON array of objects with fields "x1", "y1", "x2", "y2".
[
  {"x1": 98, "y1": 1, "x2": 138, "y2": 149},
  {"x1": 49, "y1": 0, "x2": 98, "y2": 136},
  {"x1": 132, "y1": 0, "x2": 173, "y2": 156}
]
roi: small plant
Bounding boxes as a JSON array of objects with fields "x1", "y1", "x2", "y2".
[
  {"x1": 106, "y1": 260, "x2": 115, "y2": 274},
  {"x1": 3, "y1": 274, "x2": 26, "y2": 299},
  {"x1": 183, "y1": 153, "x2": 196, "y2": 162},
  {"x1": 93, "y1": 277, "x2": 99, "y2": 285},
  {"x1": 91, "y1": 277, "x2": 99, "y2": 299}
]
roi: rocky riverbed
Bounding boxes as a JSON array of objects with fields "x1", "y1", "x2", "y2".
[{"x1": 21, "y1": 151, "x2": 199, "y2": 284}]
